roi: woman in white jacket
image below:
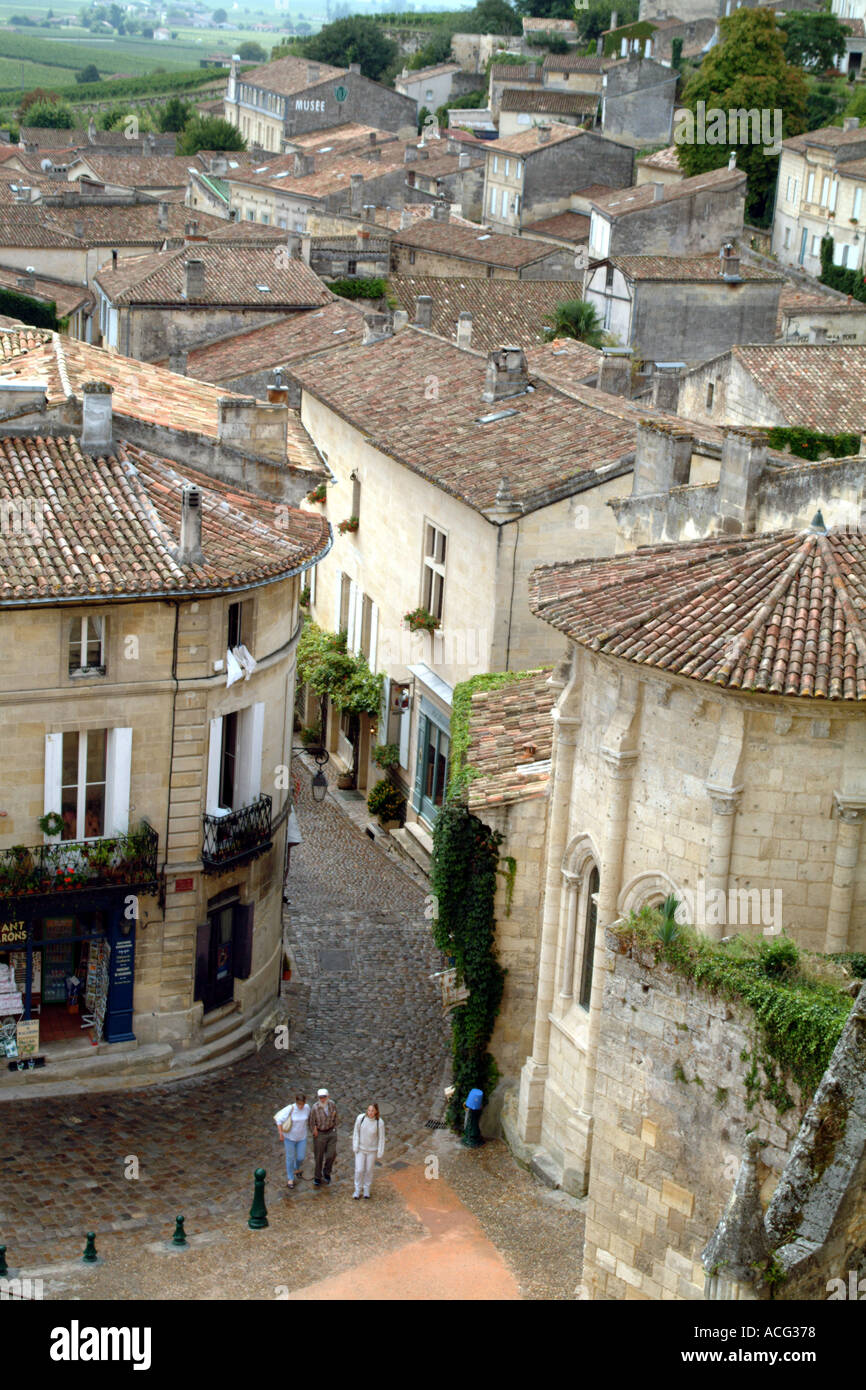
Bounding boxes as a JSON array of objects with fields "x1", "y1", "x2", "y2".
[{"x1": 352, "y1": 1102, "x2": 385, "y2": 1199}]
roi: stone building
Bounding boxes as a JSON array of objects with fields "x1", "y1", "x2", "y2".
[
  {"x1": 497, "y1": 89, "x2": 600, "y2": 138},
  {"x1": 600, "y1": 56, "x2": 677, "y2": 147},
  {"x1": 482, "y1": 124, "x2": 633, "y2": 235},
  {"x1": 583, "y1": 247, "x2": 783, "y2": 365},
  {"x1": 770, "y1": 123, "x2": 866, "y2": 277},
  {"x1": 395, "y1": 62, "x2": 467, "y2": 111},
  {"x1": 589, "y1": 166, "x2": 746, "y2": 259},
  {"x1": 676, "y1": 341, "x2": 866, "y2": 433},
  {"x1": 222, "y1": 55, "x2": 417, "y2": 150},
  {"x1": 390, "y1": 215, "x2": 580, "y2": 280},
  {"x1": 0, "y1": 393, "x2": 329, "y2": 1095}
]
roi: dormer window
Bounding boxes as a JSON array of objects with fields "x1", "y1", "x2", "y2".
[{"x1": 69, "y1": 615, "x2": 105, "y2": 677}]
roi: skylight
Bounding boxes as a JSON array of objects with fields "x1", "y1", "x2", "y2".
[
  {"x1": 256, "y1": 284, "x2": 271, "y2": 292},
  {"x1": 476, "y1": 234, "x2": 491, "y2": 241},
  {"x1": 477, "y1": 408, "x2": 518, "y2": 424}
]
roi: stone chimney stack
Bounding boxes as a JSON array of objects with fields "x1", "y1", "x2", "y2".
[
  {"x1": 157, "y1": 200, "x2": 169, "y2": 231},
  {"x1": 456, "y1": 311, "x2": 472, "y2": 349},
  {"x1": 350, "y1": 172, "x2": 364, "y2": 215},
  {"x1": 415, "y1": 295, "x2": 433, "y2": 330},
  {"x1": 404, "y1": 146, "x2": 417, "y2": 163},
  {"x1": 651, "y1": 363, "x2": 683, "y2": 413},
  {"x1": 293, "y1": 152, "x2": 314, "y2": 177},
  {"x1": 349, "y1": 61, "x2": 360, "y2": 73},
  {"x1": 719, "y1": 241, "x2": 741, "y2": 280},
  {"x1": 185, "y1": 257, "x2": 205, "y2": 300},
  {"x1": 307, "y1": 63, "x2": 320, "y2": 84},
  {"x1": 362, "y1": 312, "x2": 393, "y2": 345},
  {"x1": 653, "y1": 181, "x2": 664, "y2": 202},
  {"x1": 73, "y1": 219, "x2": 84, "y2": 239},
  {"x1": 267, "y1": 367, "x2": 288, "y2": 404},
  {"x1": 169, "y1": 345, "x2": 188, "y2": 376},
  {"x1": 717, "y1": 428, "x2": 767, "y2": 534},
  {"x1": 17, "y1": 266, "x2": 36, "y2": 294},
  {"x1": 432, "y1": 200, "x2": 450, "y2": 222},
  {"x1": 400, "y1": 207, "x2": 412, "y2": 229},
  {"x1": 482, "y1": 346, "x2": 529, "y2": 403},
  {"x1": 596, "y1": 347, "x2": 633, "y2": 398},
  {"x1": 536, "y1": 124, "x2": 552, "y2": 144},
  {"x1": 178, "y1": 483, "x2": 203, "y2": 566},
  {"x1": 369, "y1": 130, "x2": 377, "y2": 145},
  {"x1": 631, "y1": 420, "x2": 693, "y2": 496},
  {"x1": 81, "y1": 381, "x2": 113, "y2": 455},
  {"x1": 458, "y1": 151, "x2": 471, "y2": 169},
  {"x1": 844, "y1": 116, "x2": 859, "y2": 132}
]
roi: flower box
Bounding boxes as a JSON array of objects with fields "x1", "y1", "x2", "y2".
[
  {"x1": 404, "y1": 607, "x2": 440, "y2": 634},
  {"x1": 337, "y1": 516, "x2": 359, "y2": 535}
]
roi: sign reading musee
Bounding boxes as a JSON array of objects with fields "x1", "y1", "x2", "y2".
[{"x1": 295, "y1": 98, "x2": 326, "y2": 112}]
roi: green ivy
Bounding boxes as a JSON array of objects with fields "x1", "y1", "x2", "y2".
[
  {"x1": 0, "y1": 286, "x2": 59, "y2": 329},
  {"x1": 819, "y1": 233, "x2": 866, "y2": 303},
  {"x1": 296, "y1": 621, "x2": 382, "y2": 717},
  {"x1": 766, "y1": 424, "x2": 860, "y2": 461},
  {"x1": 616, "y1": 912, "x2": 853, "y2": 1111},
  {"x1": 327, "y1": 277, "x2": 388, "y2": 301},
  {"x1": 430, "y1": 801, "x2": 506, "y2": 1131}
]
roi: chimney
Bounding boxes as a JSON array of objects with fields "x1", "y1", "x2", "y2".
[
  {"x1": 456, "y1": 311, "x2": 472, "y2": 349},
  {"x1": 143, "y1": 132, "x2": 155, "y2": 156},
  {"x1": 631, "y1": 419, "x2": 693, "y2": 496},
  {"x1": 73, "y1": 219, "x2": 84, "y2": 239},
  {"x1": 393, "y1": 309, "x2": 409, "y2": 332},
  {"x1": 17, "y1": 266, "x2": 36, "y2": 294},
  {"x1": 210, "y1": 154, "x2": 228, "y2": 175},
  {"x1": 362, "y1": 203, "x2": 376, "y2": 223},
  {"x1": 87, "y1": 115, "x2": 96, "y2": 143},
  {"x1": 267, "y1": 367, "x2": 288, "y2": 404},
  {"x1": 610, "y1": 9, "x2": 618, "y2": 27},
  {"x1": 307, "y1": 63, "x2": 320, "y2": 84},
  {"x1": 349, "y1": 61, "x2": 360, "y2": 74},
  {"x1": 719, "y1": 241, "x2": 741, "y2": 281},
  {"x1": 446, "y1": 139, "x2": 458, "y2": 155},
  {"x1": 717, "y1": 428, "x2": 767, "y2": 534},
  {"x1": 596, "y1": 346, "x2": 632, "y2": 398},
  {"x1": 350, "y1": 172, "x2": 363, "y2": 215},
  {"x1": 650, "y1": 363, "x2": 683, "y2": 413},
  {"x1": 366, "y1": 145, "x2": 381, "y2": 162},
  {"x1": 404, "y1": 146, "x2": 417, "y2": 163},
  {"x1": 811, "y1": 324, "x2": 828, "y2": 343},
  {"x1": 536, "y1": 124, "x2": 552, "y2": 144},
  {"x1": 415, "y1": 294, "x2": 433, "y2": 330},
  {"x1": 362, "y1": 312, "x2": 393, "y2": 345},
  {"x1": 369, "y1": 131, "x2": 377, "y2": 145},
  {"x1": 185, "y1": 257, "x2": 205, "y2": 299},
  {"x1": 482, "y1": 346, "x2": 528, "y2": 403},
  {"x1": 432, "y1": 200, "x2": 450, "y2": 222},
  {"x1": 844, "y1": 116, "x2": 860, "y2": 132},
  {"x1": 596, "y1": 36, "x2": 603, "y2": 55},
  {"x1": 458, "y1": 151, "x2": 471, "y2": 168},
  {"x1": 400, "y1": 207, "x2": 412, "y2": 229},
  {"x1": 406, "y1": 169, "x2": 416, "y2": 187},
  {"x1": 653, "y1": 181, "x2": 664, "y2": 202},
  {"x1": 178, "y1": 484, "x2": 203, "y2": 566},
  {"x1": 81, "y1": 381, "x2": 113, "y2": 455},
  {"x1": 157, "y1": 200, "x2": 169, "y2": 231},
  {"x1": 293, "y1": 152, "x2": 314, "y2": 177},
  {"x1": 111, "y1": 248, "x2": 118, "y2": 270}
]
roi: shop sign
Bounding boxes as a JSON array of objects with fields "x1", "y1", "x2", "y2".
[
  {"x1": 0, "y1": 921, "x2": 26, "y2": 946},
  {"x1": 16, "y1": 1019, "x2": 39, "y2": 1056}
]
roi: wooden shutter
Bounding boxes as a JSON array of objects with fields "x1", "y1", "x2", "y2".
[
  {"x1": 369, "y1": 601, "x2": 378, "y2": 673},
  {"x1": 412, "y1": 711, "x2": 426, "y2": 811},
  {"x1": 43, "y1": 732, "x2": 63, "y2": 837},
  {"x1": 194, "y1": 922, "x2": 211, "y2": 1002},
  {"x1": 233, "y1": 903, "x2": 254, "y2": 980},
  {"x1": 105, "y1": 726, "x2": 132, "y2": 835},
  {"x1": 206, "y1": 716, "x2": 223, "y2": 815}
]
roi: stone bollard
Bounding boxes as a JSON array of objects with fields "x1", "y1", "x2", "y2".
[
  {"x1": 248, "y1": 1168, "x2": 269, "y2": 1230},
  {"x1": 172, "y1": 1216, "x2": 188, "y2": 1247},
  {"x1": 82, "y1": 1232, "x2": 98, "y2": 1264},
  {"x1": 0, "y1": 1245, "x2": 7, "y2": 1277}
]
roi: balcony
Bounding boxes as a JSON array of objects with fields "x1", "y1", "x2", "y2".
[
  {"x1": 202, "y1": 794, "x2": 273, "y2": 874},
  {"x1": 0, "y1": 823, "x2": 159, "y2": 922}
]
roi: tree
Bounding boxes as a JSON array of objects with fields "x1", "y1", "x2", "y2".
[
  {"x1": 543, "y1": 298, "x2": 606, "y2": 346},
  {"x1": 158, "y1": 95, "x2": 193, "y2": 132},
  {"x1": 470, "y1": 0, "x2": 521, "y2": 35},
  {"x1": 18, "y1": 88, "x2": 61, "y2": 118},
  {"x1": 142, "y1": 25, "x2": 153, "y2": 37},
  {"x1": 677, "y1": 8, "x2": 807, "y2": 225},
  {"x1": 176, "y1": 116, "x2": 246, "y2": 154},
  {"x1": 212, "y1": 6, "x2": 227, "y2": 19},
  {"x1": 779, "y1": 13, "x2": 849, "y2": 73},
  {"x1": 295, "y1": 16, "x2": 398, "y2": 81},
  {"x1": 22, "y1": 100, "x2": 75, "y2": 128},
  {"x1": 75, "y1": 64, "x2": 101, "y2": 84},
  {"x1": 806, "y1": 81, "x2": 844, "y2": 131},
  {"x1": 237, "y1": 41, "x2": 267, "y2": 60},
  {"x1": 576, "y1": 0, "x2": 638, "y2": 45},
  {"x1": 513, "y1": 0, "x2": 574, "y2": 17}
]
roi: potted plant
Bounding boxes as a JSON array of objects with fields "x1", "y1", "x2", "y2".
[
  {"x1": 367, "y1": 779, "x2": 406, "y2": 829},
  {"x1": 306, "y1": 483, "x2": 327, "y2": 504},
  {"x1": 337, "y1": 516, "x2": 359, "y2": 535},
  {"x1": 300, "y1": 723, "x2": 322, "y2": 748},
  {"x1": 404, "y1": 606, "x2": 440, "y2": 634},
  {"x1": 336, "y1": 769, "x2": 355, "y2": 790},
  {"x1": 372, "y1": 742, "x2": 399, "y2": 771},
  {"x1": 88, "y1": 839, "x2": 115, "y2": 880}
]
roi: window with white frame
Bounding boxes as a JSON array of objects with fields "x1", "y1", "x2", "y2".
[
  {"x1": 69, "y1": 615, "x2": 105, "y2": 676},
  {"x1": 811, "y1": 234, "x2": 821, "y2": 255},
  {"x1": 493, "y1": 154, "x2": 499, "y2": 173},
  {"x1": 207, "y1": 704, "x2": 265, "y2": 815},
  {"x1": 821, "y1": 176, "x2": 830, "y2": 206},
  {"x1": 855, "y1": 186, "x2": 863, "y2": 220},
  {"x1": 807, "y1": 171, "x2": 815, "y2": 203},
  {"x1": 422, "y1": 522, "x2": 446, "y2": 621},
  {"x1": 830, "y1": 179, "x2": 839, "y2": 213},
  {"x1": 489, "y1": 186, "x2": 498, "y2": 216},
  {"x1": 44, "y1": 727, "x2": 132, "y2": 841}
]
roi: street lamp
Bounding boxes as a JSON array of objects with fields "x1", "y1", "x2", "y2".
[{"x1": 311, "y1": 748, "x2": 329, "y2": 804}]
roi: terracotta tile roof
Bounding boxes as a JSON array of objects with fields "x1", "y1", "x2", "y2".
[
  {"x1": 392, "y1": 220, "x2": 559, "y2": 268},
  {"x1": 466, "y1": 668, "x2": 555, "y2": 810},
  {"x1": 19, "y1": 127, "x2": 176, "y2": 152},
  {"x1": 204, "y1": 220, "x2": 291, "y2": 243},
  {"x1": 489, "y1": 64, "x2": 541, "y2": 83},
  {"x1": 610, "y1": 253, "x2": 782, "y2": 282},
  {"x1": 783, "y1": 124, "x2": 866, "y2": 154},
  {"x1": 731, "y1": 343, "x2": 866, "y2": 432},
  {"x1": 777, "y1": 286, "x2": 866, "y2": 332},
  {"x1": 398, "y1": 62, "x2": 461, "y2": 81},
  {"x1": 529, "y1": 526, "x2": 866, "y2": 700},
  {"x1": 238, "y1": 54, "x2": 345, "y2": 95},
  {"x1": 65, "y1": 153, "x2": 207, "y2": 189},
  {"x1": 289, "y1": 327, "x2": 640, "y2": 513},
  {"x1": 487, "y1": 121, "x2": 586, "y2": 155},
  {"x1": 184, "y1": 300, "x2": 365, "y2": 382},
  {"x1": 93, "y1": 245, "x2": 332, "y2": 309},
  {"x1": 525, "y1": 337, "x2": 602, "y2": 389},
  {"x1": 224, "y1": 145, "x2": 411, "y2": 201},
  {"x1": 835, "y1": 156, "x2": 866, "y2": 180},
  {"x1": 543, "y1": 53, "x2": 603, "y2": 72},
  {"x1": 0, "y1": 330, "x2": 320, "y2": 469},
  {"x1": 523, "y1": 210, "x2": 590, "y2": 241},
  {"x1": 0, "y1": 209, "x2": 84, "y2": 249},
  {"x1": 636, "y1": 144, "x2": 683, "y2": 173},
  {"x1": 524, "y1": 16, "x2": 577, "y2": 30},
  {"x1": 0, "y1": 434, "x2": 329, "y2": 606},
  {"x1": 499, "y1": 89, "x2": 598, "y2": 115},
  {"x1": 289, "y1": 123, "x2": 397, "y2": 152},
  {"x1": 572, "y1": 183, "x2": 615, "y2": 201},
  {"x1": 593, "y1": 166, "x2": 745, "y2": 217},
  {"x1": 0, "y1": 264, "x2": 91, "y2": 317},
  {"x1": 40, "y1": 202, "x2": 225, "y2": 247},
  {"x1": 388, "y1": 277, "x2": 587, "y2": 352}
]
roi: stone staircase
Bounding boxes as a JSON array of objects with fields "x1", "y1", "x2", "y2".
[{"x1": 388, "y1": 821, "x2": 433, "y2": 881}]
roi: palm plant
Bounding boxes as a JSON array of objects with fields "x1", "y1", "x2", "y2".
[
  {"x1": 655, "y1": 894, "x2": 681, "y2": 945},
  {"x1": 543, "y1": 298, "x2": 606, "y2": 347}
]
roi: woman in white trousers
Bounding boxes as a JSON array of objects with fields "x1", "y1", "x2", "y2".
[{"x1": 353, "y1": 1102, "x2": 385, "y2": 1199}]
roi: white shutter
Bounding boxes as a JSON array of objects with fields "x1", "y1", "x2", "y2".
[
  {"x1": 44, "y1": 732, "x2": 63, "y2": 838},
  {"x1": 830, "y1": 180, "x2": 839, "y2": 213},
  {"x1": 206, "y1": 716, "x2": 224, "y2": 815},
  {"x1": 399, "y1": 705, "x2": 411, "y2": 768},
  {"x1": 309, "y1": 564, "x2": 317, "y2": 605},
  {"x1": 369, "y1": 601, "x2": 379, "y2": 673},
  {"x1": 348, "y1": 581, "x2": 361, "y2": 655},
  {"x1": 334, "y1": 567, "x2": 343, "y2": 632},
  {"x1": 104, "y1": 727, "x2": 132, "y2": 836},
  {"x1": 236, "y1": 701, "x2": 265, "y2": 808}
]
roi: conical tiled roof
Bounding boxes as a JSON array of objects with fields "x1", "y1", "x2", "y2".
[{"x1": 529, "y1": 527, "x2": 866, "y2": 701}]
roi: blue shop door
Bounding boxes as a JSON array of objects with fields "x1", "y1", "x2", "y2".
[
  {"x1": 209, "y1": 903, "x2": 235, "y2": 1010},
  {"x1": 413, "y1": 713, "x2": 450, "y2": 828}
]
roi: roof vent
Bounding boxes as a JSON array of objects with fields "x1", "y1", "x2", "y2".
[
  {"x1": 810, "y1": 509, "x2": 827, "y2": 534},
  {"x1": 178, "y1": 484, "x2": 203, "y2": 567},
  {"x1": 415, "y1": 295, "x2": 433, "y2": 330}
]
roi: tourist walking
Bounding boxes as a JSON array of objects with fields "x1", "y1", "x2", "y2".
[
  {"x1": 353, "y1": 1103, "x2": 385, "y2": 1199},
  {"x1": 274, "y1": 1092, "x2": 310, "y2": 1188},
  {"x1": 310, "y1": 1087, "x2": 338, "y2": 1186}
]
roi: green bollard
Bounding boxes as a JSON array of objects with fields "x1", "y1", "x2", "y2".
[
  {"x1": 0, "y1": 1245, "x2": 7, "y2": 1277},
  {"x1": 172, "y1": 1216, "x2": 187, "y2": 1247},
  {"x1": 248, "y1": 1167, "x2": 268, "y2": 1230},
  {"x1": 82, "y1": 1232, "x2": 98, "y2": 1264}
]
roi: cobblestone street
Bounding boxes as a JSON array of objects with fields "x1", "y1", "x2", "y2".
[{"x1": 0, "y1": 764, "x2": 584, "y2": 1299}]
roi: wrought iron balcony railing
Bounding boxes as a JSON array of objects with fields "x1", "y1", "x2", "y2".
[
  {"x1": 202, "y1": 794, "x2": 273, "y2": 873},
  {"x1": 0, "y1": 823, "x2": 159, "y2": 920}
]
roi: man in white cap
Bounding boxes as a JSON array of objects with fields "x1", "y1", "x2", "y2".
[{"x1": 310, "y1": 1087, "x2": 338, "y2": 1186}]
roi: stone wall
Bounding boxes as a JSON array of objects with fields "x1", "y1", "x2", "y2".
[
  {"x1": 609, "y1": 178, "x2": 745, "y2": 257},
  {"x1": 630, "y1": 279, "x2": 781, "y2": 367},
  {"x1": 522, "y1": 133, "x2": 634, "y2": 225},
  {"x1": 602, "y1": 59, "x2": 676, "y2": 147},
  {"x1": 583, "y1": 927, "x2": 803, "y2": 1300}
]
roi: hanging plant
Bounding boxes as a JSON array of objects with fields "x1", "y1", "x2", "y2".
[
  {"x1": 337, "y1": 515, "x2": 359, "y2": 534},
  {"x1": 38, "y1": 810, "x2": 64, "y2": 838},
  {"x1": 306, "y1": 483, "x2": 327, "y2": 504},
  {"x1": 404, "y1": 606, "x2": 440, "y2": 633}
]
